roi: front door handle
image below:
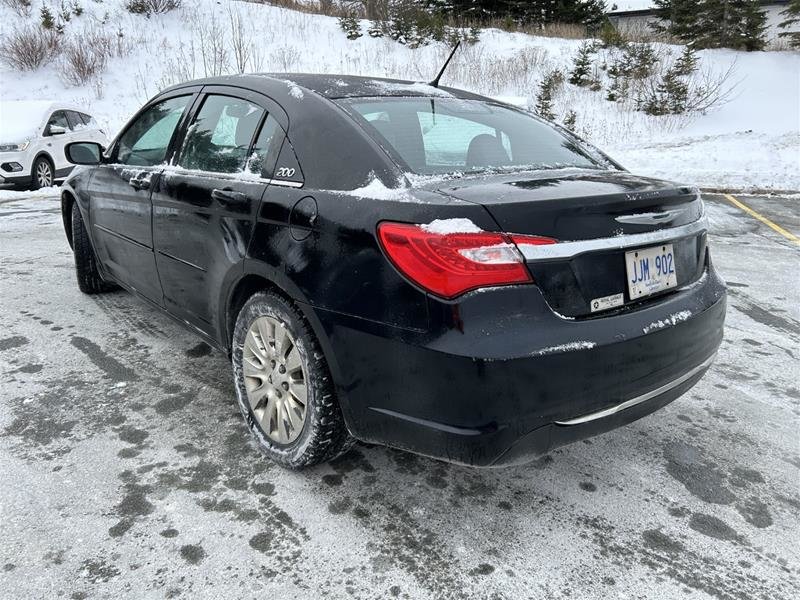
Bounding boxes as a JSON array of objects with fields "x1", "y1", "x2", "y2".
[
  {"x1": 128, "y1": 173, "x2": 151, "y2": 191},
  {"x1": 211, "y1": 188, "x2": 248, "y2": 205}
]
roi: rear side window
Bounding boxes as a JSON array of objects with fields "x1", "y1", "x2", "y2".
[
  {"x1": 117, "y1": 95, "x2": 191, "y2": 166},
  {"x1": 178, "y1": 95, "x2": 264, "y2": 174},
  {"x1": 66, "y1": 111, "x2": 85, "y2": 130},
  {"x1": 244, "y1": 115, "x2": 281, "y2": 177}
]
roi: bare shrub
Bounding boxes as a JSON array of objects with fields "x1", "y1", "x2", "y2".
[
  {"x1": 271, "y1": 45, "x2": 300, "y2": 72},
  {"x1": 1, "y1": 0, "x2": 32, "y2": 17},
  {"x1": 0, "y1": 24, "x2": 61, "y2": 71},
  {"x1": 125, "y1": 0, "x2": 181, "y2": 15},
  {"x1": 639, "y1": 60, "x2": 738, "y2": 115},
  {"x1": 59, "y1": 39, "x2": 108, "y2": 86},
  {"x1": 228, "y1": 6, "x2": 256, "y2": 73}
]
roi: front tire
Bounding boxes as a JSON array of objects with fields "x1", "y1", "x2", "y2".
[
  {"x1": 232, "y1": 291, "x2": 353, "y2": 468},
  {"x1": 31, "y1": 156, "x2": 54, "y2": 190},
  {"x1": 71, "y1": 203, "x2": 116, "y2": 294}
]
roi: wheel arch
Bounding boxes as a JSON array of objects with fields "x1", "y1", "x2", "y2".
[
  {"x1": 61, "y1": 188, "x2": 76, "y2": 249},
  {"x1": 222, "y1": 267, "x2": 350, "y2": 424},
  {"x1": 32, "y1": 150, "x2": 55, "y2": 172}
]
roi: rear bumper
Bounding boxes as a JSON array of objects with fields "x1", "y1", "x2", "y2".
[{"x1": 305, "y1": 264, "x2": 726, "y2": 467}]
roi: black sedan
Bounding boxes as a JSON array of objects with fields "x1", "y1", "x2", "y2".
[{"x1": 61, "y1": 74, "x2": 726, "y2": 468}]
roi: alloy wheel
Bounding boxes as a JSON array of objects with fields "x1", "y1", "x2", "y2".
[
  {"x1": 36, "y1": 160, "x2": 52, "y2": 188},
  {"x1": 243, "y1": 316, "x2": 308, "y2": 444}
]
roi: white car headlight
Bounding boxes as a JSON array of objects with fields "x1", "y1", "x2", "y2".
[{"x1": 0, "y1": 140, "x2": 30, "y2": 152}]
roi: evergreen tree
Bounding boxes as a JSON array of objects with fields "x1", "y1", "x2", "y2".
[
  {"x1": 651, "y1": 0, "x2": 700, "y2": 42},
  {"x1": 425, "y1": 1, "x2": 607, "y2": 29},
  {"x1": 568, "y1": 42, "x2": 596, "y2": 86},
  {"x1": 694, "y1": 0, "x2": 766, "y2": 51},
  {"x1": 654, "y1": 1, "x2": 767, "y2": 51},
  {"x1": 672, "y1": 46, "x2": 698, "y2": 77},
  {"x1": 534, "y1": 69, "x2": 564, "y2": 121},
  {"x1": 563, "y1": 110, "x2": 577, "y2": 130},
  {"x1": 40, "y1": 5, "x2": 56, "y2": 29},
  {"x1": 778, "y1": 0, "x2": 800, "y2": 48}
]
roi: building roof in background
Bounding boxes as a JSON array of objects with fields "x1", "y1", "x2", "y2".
[{"x1": 608, "y1": 0, "x2": 787, "y2": 15}]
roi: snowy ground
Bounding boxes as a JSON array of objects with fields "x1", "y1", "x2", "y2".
[
  {"x1": 0, "y1": 192, "x2": 798, "y2": 599},
  {"x1": 0, "y1": 0, "x2": 798, "y2": 192}
]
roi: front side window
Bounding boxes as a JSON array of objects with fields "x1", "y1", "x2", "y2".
[
  {"x1": 339, "y1": 97, "x2": 603, "y2": 176},
  {"x1": 46, "y1": 111, "x2": 71, "y2": 134},
  {"x1": 178, "y1": 95, "x2": 264, "y2": 174},
  {"x1": 116, "y1": 95, "x2": 191, "y2": 167}
]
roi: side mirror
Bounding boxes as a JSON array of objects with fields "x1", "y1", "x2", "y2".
[
  {"x1": 65, "y1": 141, "x2": 103, "y2": 165},
  {"x1": 49, "y1": 125, "x2": 68, "y2": 136}
]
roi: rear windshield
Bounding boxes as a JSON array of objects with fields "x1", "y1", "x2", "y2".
[{"x1": 337, "y1": 97, "x2": 604, "y2": 176}]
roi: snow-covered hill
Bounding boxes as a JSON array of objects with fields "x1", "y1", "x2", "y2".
[{"x1": 1, "y1": 0, "x2": 798, "y2": 191}]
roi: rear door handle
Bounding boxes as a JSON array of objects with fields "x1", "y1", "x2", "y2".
[{"x1": 211, "y1": 188, "x2": 248, "y2": 204}]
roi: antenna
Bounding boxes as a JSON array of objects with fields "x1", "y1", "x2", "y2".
[{"x1": 429, "y1": 40, "x2": 461, "y2": 88}]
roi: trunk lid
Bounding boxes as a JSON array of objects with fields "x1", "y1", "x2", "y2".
[{"x1": 428, "y1": 169, "x2": 707, "y2": 318}]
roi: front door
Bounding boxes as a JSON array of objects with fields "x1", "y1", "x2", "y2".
[
  {"x1": 88, "y1": 93, "x2": 195, "y2": 304},
  {"x1": 151, "y1": 91, "x2": 283, "y2": 338}
]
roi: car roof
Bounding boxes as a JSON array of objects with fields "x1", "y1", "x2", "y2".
[
  {"x1": 163, "y1": 73, "x2": 490, "y2": 102},
  {"x1": 151, "y1": 75, "x2": 500, "y2": 192}
]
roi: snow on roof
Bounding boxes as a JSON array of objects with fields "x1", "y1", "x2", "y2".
[
  {"x1": 608, "y1": 1, "x2": 654, "y2": 14},
  {"x1": 0, "y1": 100, "x2": 60, "y2": 142}
]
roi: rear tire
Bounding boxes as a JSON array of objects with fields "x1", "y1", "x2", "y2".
[
  {"x1": 31, "y1": 156, "x2": 54, "y2": 190},
  {"x1": 71, "y1": 203, "x2": 116, "y2": 294},
  {"x1": 232, "y1": 290, "x2": 354, "y2": 469}
]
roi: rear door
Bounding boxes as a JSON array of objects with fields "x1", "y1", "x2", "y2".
[
  {"x1": 88, "y1": 91, "x2": 196, "y2": 303},
  {"x1": 150, "y1": 88, "x2": 285, "y2": 338}
]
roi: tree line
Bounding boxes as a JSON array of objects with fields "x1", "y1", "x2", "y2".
[{"x1": 338, "y1": 0, "x2": 800, "y2": 50}]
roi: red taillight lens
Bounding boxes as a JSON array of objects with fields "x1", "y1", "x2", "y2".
[{"x1": 377, "y1": 222, "x2": 556, "y2": 299}]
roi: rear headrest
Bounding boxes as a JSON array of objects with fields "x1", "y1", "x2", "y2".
[{"x1": 466, "y1": 134, "x2": 509, "y2": 169}]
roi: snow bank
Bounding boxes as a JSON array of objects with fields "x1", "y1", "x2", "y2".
[{"x1": 0, "y1": 186, "x2": 60, "y2": 201}]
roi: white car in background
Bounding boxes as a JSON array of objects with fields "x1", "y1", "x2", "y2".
[{"x1": 0, "y1": 101, "x2": 107, "y2": 190}]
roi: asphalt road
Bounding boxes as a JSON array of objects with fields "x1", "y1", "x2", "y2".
[{"x1": 0, "y1": 192, "x2": 798, "y2": 600}]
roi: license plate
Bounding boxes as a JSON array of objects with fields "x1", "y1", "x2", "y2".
[{"x1": 625, "y1": 243, "x2": 677, "y2": 299}]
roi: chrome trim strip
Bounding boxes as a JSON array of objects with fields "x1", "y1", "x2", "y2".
[
  {"x1": 615, "y1": 208, "x2": 687, "y2": 225},
  {"x1": 517, "y1": 217, "x2": 707, "y2": 262},
  {"x1": 265, "y1": 178, "x2": 303, "y2": 188},
  {"x1": 554, "y1": 353, "x2": 716, "y2": 426}
]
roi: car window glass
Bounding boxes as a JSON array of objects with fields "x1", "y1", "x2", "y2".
[
  {"x1": 178, "y1": 95, "x2": 264, "y2": 174},
  {"x1": 417, "y1": 112, "x2": 496, "y2": 169},
  {"x1": 244, "y1": 115, "x2": 281, "y2": 177},
  {"x1": 342, "y1": 98, "x2": 600, "y2": 175},
  {"x1": 79, "y1": 113, "x2": 93, "y2": 125},
  {"x1": 66, "y1": 111, "x2": 84, "y2": 130},
  {"x1": 117, "y1": 95, "x2": 191, "y2": 167},
  {"x1": 47, "y1": 111, "x2": 71, "y2": 133}
]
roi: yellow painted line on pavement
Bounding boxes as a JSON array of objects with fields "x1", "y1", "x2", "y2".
[{"x1": 723, "y1": 194, "x2": 800, "y2": 245}]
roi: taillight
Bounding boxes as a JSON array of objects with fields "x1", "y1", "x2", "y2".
[{"x1": 377, "y1": 221, "x2": 556, "y2": 299}]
